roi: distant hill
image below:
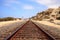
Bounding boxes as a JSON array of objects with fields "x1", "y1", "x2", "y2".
[
  {"x1": 31, "y1": 7, "x2": 60, "y2": 21},
  {"x1": 0, "y1": 17, "x2": 21, "y2": 21}
]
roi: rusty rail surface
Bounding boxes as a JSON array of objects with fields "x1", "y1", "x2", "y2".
[{"x1": 5, "y1": 21, "x2": 54, "y2": 40}]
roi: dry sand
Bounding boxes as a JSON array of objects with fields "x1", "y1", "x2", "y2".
[{"x1": 0, "y1": 20, "x2": 22, "y2": 27}]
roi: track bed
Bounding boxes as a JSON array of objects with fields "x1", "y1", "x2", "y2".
[{"x1": 7, "y1": 21, "x2": 53, "y2": 40}]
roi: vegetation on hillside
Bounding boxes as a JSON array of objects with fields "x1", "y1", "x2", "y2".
[
  {"x1": 0, "y1": 17, "x2": 21, "y2": 21},
  {"x1": 31, "y1": 7, "x2": 60, "y2": 21}
]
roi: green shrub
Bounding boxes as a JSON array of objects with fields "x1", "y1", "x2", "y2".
[
  {"x1": 49, "y1": 19, "x2": 54, "y2": 23},
  {"x1": 0, "y1": 17, "x2": 16, "y2": 21},
  {"x1": 56, "y1": 17, "x2": 60, "y2": 20}
]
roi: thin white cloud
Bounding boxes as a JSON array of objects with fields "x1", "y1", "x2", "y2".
[
  {"x1": 4, "y1": 3, "x2": 11, "y2": 7},
  {"x1": 3, "y1": 0, "x2": 34, "y2": 10},
  {"x1": 23, "y1": 5, "x2": 34, "y2": 10},
  {"x1": 31, "y1": 0, "x2": 60, "y2": 8},
  {"x1": 3, "y1": 0, "x2": 20, "y2": 10},
  {"x1": 4, "y1": 0, "x2": 20, "y2": 6}
]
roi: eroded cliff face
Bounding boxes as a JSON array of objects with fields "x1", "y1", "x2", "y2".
[{"x1": 31, "y1": 7, "x2": 60, "y2": 21}]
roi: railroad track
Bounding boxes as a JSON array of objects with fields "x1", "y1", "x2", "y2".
[{"x1": 5, "y1": 21, "x2": 54, "y2": 40}]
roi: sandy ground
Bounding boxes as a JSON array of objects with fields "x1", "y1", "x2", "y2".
[
  {"x1": 37, "y1": 20, "x2": 60, "y2": 28},
  {"x1": 32, "y1": 20, "x2": 60, "y2": 39},
  {"x1": 54, "y1": 20, "x2": 60, "y2": 25},
  {"x1": 0, "y1": 20, "x2": 22, "y2": 27},
  {"x1": 0, "y1": 20, "x2": 27, "y2": 40}
]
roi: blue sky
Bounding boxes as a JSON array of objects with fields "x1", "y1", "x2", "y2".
[{"x1": 0, "y1": 0, "x2": 60, "y2": 18}]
